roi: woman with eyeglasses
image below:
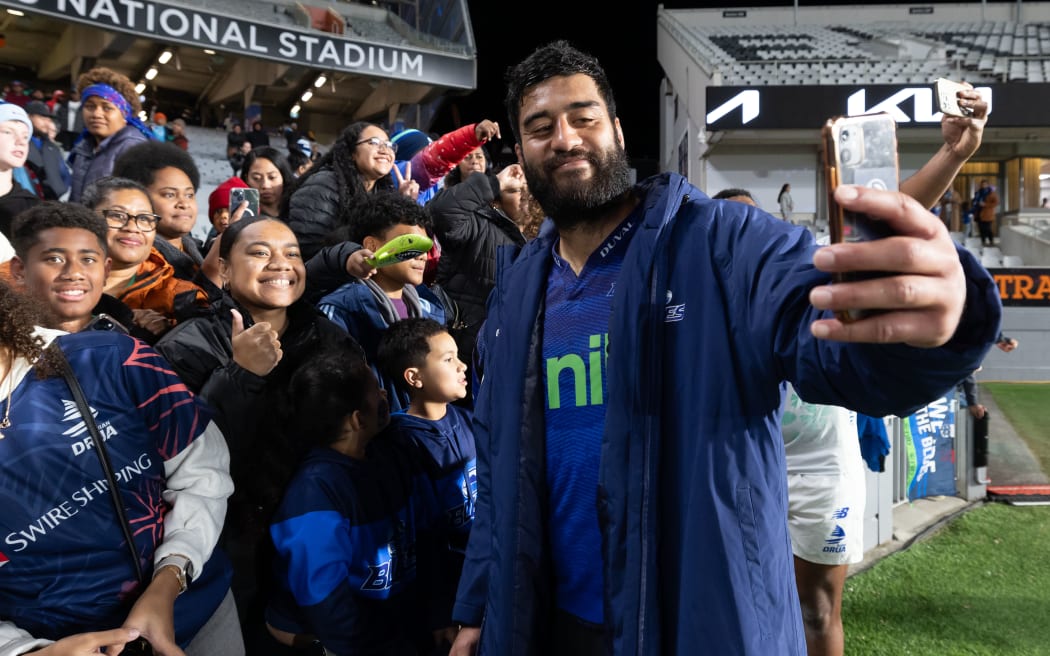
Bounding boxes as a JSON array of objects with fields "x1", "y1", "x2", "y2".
[
  {"x1": 111, "y1": 142, "x2": 222, "y2": 302},
  {"x1": 81, "y1": 176, "x2": 210, "y2": 339},
  {"x1": 285, "y1": 121, "x2": 417, "y2": 261},
  {"x1": 67, "y1": 67, "x2": 154, "y2": 203}
]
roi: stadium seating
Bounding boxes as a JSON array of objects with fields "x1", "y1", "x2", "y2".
[{"x1": 676, "y1": 17, "x2": 1050, "y2": 86}]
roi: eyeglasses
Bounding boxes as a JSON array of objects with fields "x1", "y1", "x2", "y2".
[
  {"x1": 101, "y1": 209, "x2": 160, "y2": 231},
  {"x1": 356, "y1": 137, "x2": 397, "y2": 154}
]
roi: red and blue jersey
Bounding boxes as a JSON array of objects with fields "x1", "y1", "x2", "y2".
[{"x1": 0, "y1": 331, "x2": 229, "y2": 644}]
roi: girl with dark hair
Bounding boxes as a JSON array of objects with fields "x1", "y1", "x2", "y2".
[
  {"x1": 285, "y1": 121, "x2": 406, "y2": 260},
  {"x1": 240, "y1": 146, "x2": 293, "y2": 219},
  {"x1": 154, "y1": 217, "x2": 363, "y2": 652},
  {"x1": 0, "y1": 280, "x2": 244, "y2": 654}
]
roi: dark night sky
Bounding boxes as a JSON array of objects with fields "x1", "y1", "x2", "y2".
[
  {"x1": 432, "y1": 0, "x2": 698, "y2": 171},
  {"x1": 433, "y1": 0, "x2": 968, "y2": 171}
]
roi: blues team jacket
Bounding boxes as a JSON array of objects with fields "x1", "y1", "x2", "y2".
[
  {"x1": 389, "y1": 407, "x2": 477, "y2": 628},
  {"x1": 268, "y1": 434, "x2": 445, "y2": 655},
  {"x1": 452, "y1": 172, "x2": 1002, "y2": 655}
]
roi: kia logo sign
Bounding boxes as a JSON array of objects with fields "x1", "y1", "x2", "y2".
[
  {"x1": 846, "y1": 87, "x2": 992, "y2": 122},
  {"x1": 705, "y1": 83, "x2": 1039, "y2": 131}
]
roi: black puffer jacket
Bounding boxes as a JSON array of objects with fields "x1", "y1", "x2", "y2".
[
  {"x1": 155, "y1": 294, "x2": 362, "y2": 506},
  {"x1": 155, "y1": 294, "x2": 363, "y2": 621},
  {"x1": 286, "y1": 167, "x2": 340, "y2": 261},
  {"x1": 429, "y1": 172, "x2": 526, "y2": 331}
]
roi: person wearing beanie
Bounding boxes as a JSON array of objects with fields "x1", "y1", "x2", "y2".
[
  {"x1": 171, "y1": 118, "x2": 189, "y2": 151},
  {"x1": 204, "y1": 175, "x2": 249, "y2": 252},
  {"x1": 151, "y1": 111, "x2": 170, "y2": 142},
  {"x1": 0, "y1": 102, "x2": 40, "y2": 237},
  {"x1": 67, "y1": 67, "x2": 152, "y2": 202},
  {"x1": 46, "y1": 89, "x2": 65, "y2": 114},
  {"x1": 390, "y1": 119, "x2": 501, "y2": 206},
  {"x1": 24, "y1": 100, "x2": 70, "y2": 200},
  {"x1": 2, "y1": 80, "x2": 29, "y2": 107}
]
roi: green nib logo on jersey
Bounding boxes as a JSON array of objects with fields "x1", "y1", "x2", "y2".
[{"x1": 365, "y1": 234, "x2": 434, "y2": 268}]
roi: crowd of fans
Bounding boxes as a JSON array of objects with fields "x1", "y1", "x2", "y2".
[
  {"x1": 0, "y1": 39, "x2": 1004, "y2": 656},
  {"x1": 0, "y1": 63, "x2": 545, "y2": 656}
]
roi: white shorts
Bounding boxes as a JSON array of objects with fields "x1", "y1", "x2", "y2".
[{"x1": 787, "y1": 472, "x2": 865, "y2": 566}]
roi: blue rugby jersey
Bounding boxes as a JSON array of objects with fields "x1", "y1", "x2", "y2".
[
  {"x1": 542, "y1": 214, "x2": 640, "y2": 624},
  {"x1": 0, "y1": 331, "x2": 228, "y2": 645},
  {"x1": 267, "y1": 432, "x2": 435, "y2": 654}
]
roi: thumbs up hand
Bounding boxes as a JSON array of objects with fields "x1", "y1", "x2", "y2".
[{"x1": 230, "y1": 308, "x2": 283, "y2": 376}]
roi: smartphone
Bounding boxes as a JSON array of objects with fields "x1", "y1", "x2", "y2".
[
  {"x1": 821, "y1": 112, "x2": 900, "y2": 321},
  {"x1": 230, "y1": 187, "x2": 260, "y2": 219},
  {"x1": 934, "y1": 78, "x2": 973, "y2": 118}
]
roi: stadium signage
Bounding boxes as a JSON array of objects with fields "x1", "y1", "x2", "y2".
[
  {"x1": 706, "y1": 83, "x2": 1050, "y2": 130},
  {"x1": 1, "y1": 0, "x2": 475, "y2": 89},
  {"x1": 990, "y1": 268, "x2": 1050, "y2": 307}
]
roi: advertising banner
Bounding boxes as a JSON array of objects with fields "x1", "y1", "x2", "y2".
[
  {"x1": 903, "y1": 394, "x2": 956, "y2": 501},
  {"x1": 989, "y1": 268, "x2": 1050, "y2": 307}
]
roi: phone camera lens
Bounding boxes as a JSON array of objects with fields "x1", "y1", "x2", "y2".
[
  {"x1": 840, "y1": 129, "x2": 851, "y2": 141},
  {"x1": 840, "y1": 149, "x2": 851, "y2": 163}
]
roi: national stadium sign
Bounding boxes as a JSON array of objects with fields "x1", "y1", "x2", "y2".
[{"x1": 0, "y1": 0, "x2": 476, "y2": 89}]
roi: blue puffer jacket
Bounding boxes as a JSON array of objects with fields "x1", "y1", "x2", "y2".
[
  {"x1": 453, "y1": 172, "x2": 1001, "y2": 655},
  {"x1": 318, "y1": 279, "x2": 447, "y2": 413}
]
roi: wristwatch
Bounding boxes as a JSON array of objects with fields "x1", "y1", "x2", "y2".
[{"x1": 153, "y1": 554, "x2": 195, "y2": 594}]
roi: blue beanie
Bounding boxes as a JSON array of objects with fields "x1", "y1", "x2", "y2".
[{"x1": 391, "y1": 128, "x2": 431, "y2": 160}]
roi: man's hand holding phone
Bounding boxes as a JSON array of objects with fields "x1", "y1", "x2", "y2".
[{"x1": 809, "y1": 184, "x2": 967, "y2": 349}]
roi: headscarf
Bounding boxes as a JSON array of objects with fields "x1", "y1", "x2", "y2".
[{"x1": 80, "y1": 83, "x2": 154, "y2": 141}]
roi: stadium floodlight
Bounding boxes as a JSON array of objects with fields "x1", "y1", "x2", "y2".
[
  {"x1": 203, "y1": 49, "x2": 216, "y2": 55},
  {"x1": 7, "y1": 8, "x2": 25, "y2": 16},
  {"x1": 290, "y1": 104, "x2": 301, "y2": 117},
  {"x1": 145, "y1": 67, "x2": 158, "y2": 80},
  {"x1": 300, "y1": 90, "x2": 313, "y2": 102},
  {"x1": 314, "y1": 74, "x2": 327, "y2": 88},
  {"x1": 134, "y1": 82, "x2": 146, "y2": 94},
  {"x1": 158, "y1": 49, "x2": 173, "y2": 65}
]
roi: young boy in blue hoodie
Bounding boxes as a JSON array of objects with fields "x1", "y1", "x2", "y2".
[
  {"x1": 377, "y1": 318, "x2": 476, "y2": 652},
  {"x1": 318, "y1": 193, "x2": 447, "y2": 412},
  {"x1": 266, "y1": 344, "x2": 434, "y2": 656}
]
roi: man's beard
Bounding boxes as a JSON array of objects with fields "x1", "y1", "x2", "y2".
[{"x1": 522, "y1": 140, "x2": 632, "y2": 231}]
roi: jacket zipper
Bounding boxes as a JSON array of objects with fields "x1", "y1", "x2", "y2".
[{"x1": 637, "y1": 191, "x2": 689, "y2": 654}]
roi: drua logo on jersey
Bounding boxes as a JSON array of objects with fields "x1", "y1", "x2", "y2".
[
  {"x1": 546, "y1": 333, "x2": 608, "y2": 410},
  {"x1": 59, "y1": 399, "x2": 120, "y2": 456}
]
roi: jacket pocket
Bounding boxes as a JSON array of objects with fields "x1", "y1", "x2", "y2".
[{"x1": 735, "y1": 485, "x2": 772, "y2": 640}]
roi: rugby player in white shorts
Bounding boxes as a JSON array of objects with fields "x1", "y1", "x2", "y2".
[{"x1": 781, "y1": 383, "x2": 865, "y2": 656}]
